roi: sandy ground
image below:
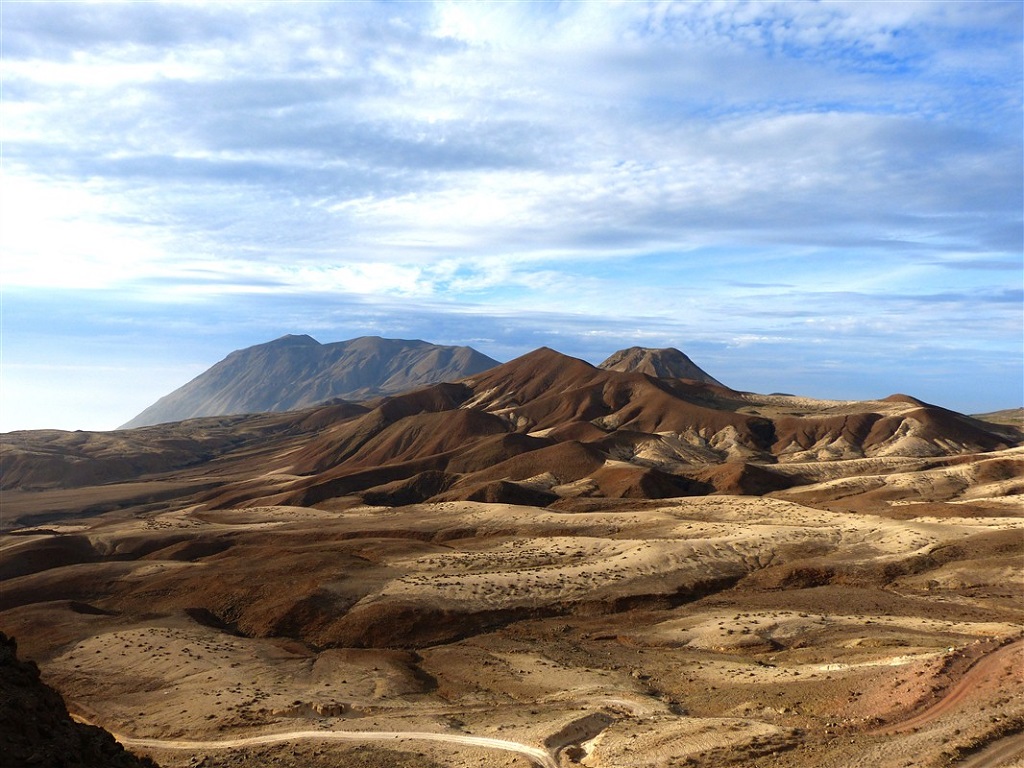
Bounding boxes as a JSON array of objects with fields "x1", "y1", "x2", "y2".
[{"x1": 2, "y1": 492, "x2": 1022, "y2": 768}]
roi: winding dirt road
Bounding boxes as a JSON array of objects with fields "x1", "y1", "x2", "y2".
[
  {"x1": 116, "y1": 729, "x2": 558, "y2": 768},
  {"x1": 880, "y1": 639, "x2": 1023, "y2": 736}
]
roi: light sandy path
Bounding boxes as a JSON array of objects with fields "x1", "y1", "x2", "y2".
[{"x1": 116, "y1": 729, "x2": 558, "y2": 768}]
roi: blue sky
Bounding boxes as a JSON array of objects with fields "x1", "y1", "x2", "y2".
[{"x1": 1, "y1": 0, "x2": 1021, "y2": 432}]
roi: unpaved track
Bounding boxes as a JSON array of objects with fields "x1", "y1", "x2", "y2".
[
  {"x1": 954, "y1": 731, "x2": 1024, "y2": 768},
  {"x1": 880, "y1": 640, "x2": 1024, "y2": 735},
  {"x1": 116, "y1": 729, "x2": 558, "y2": 768}
]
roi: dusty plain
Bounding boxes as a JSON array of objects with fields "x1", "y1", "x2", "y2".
[{"x1": 2, "y1": 489, "x2": 1022, "y2": 768}]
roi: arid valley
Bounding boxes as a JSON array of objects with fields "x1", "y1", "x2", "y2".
[{"x1": 2, "y1": 342, "x2": 1022, "y2": 768}]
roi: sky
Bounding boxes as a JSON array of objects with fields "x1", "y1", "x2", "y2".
[{"x1": 1, "y1": 0, "x2": 1021, "y2": 432}]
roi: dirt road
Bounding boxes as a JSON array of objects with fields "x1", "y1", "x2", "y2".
[
  {"x1": 882, "y1": 639, "x2": 1023, "y2": 735},
  {"x1": 116, "y1": 728, "x2": 558, "y2": 768},
  {"x1": 954, "y1": 731, "x2": 1024, "y2": 768}
]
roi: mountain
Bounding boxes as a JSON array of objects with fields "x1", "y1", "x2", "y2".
[
  {"x1": 12, "y1": 345, "x2": 1017, "y2": 510},
  {"x1": 972, "y1": 407, "x2": 1024, "y2": 427},
  {"x1": 121, "y1": 335, "x2": 500, "y2": 428},
  {"x1": 253, "y1": 348, "x2": 1017, "y2": 511},
  {"x1": 598, "y1": 346, "x2": 723, "y2": 385}
]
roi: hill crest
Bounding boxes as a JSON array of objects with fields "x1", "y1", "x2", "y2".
[{"x1": 598, "y1": 346, "x2": 723, "y2": 386}]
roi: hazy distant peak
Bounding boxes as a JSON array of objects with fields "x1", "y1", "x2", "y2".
[
  {"x1": 120, "y1": 335, "x2": 499, "y2": 428},
  {"x1": 599, "y1": 346, "x2": 723, "y2": 386},
  {"x1": 336, "y1": 335, "x2": 428, "y2": 351}
]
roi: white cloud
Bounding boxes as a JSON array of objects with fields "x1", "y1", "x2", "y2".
[
  {"x1": 0, "y1": 175, "x2": 172, "y2": 290},
  {"x1": 1, "y1": 0, "x2": 1020, "y2": 428}
]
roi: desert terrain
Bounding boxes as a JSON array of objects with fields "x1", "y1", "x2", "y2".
[{"x1": 1, "y1": 348, "x2": 1022, "y2": 767}]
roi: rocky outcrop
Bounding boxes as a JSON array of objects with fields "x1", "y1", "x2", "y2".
[{"x1": 0, "y1": 632, "x2": 158, "y2": 768}]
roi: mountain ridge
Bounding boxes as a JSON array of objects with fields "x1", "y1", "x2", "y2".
[
  {"x1": 121, "y1": 335, "x2": 500, "y2": 428},
  {"x1": 3, "y1": 343, "x2": 1020, "y2": 523},
  {"x1": 121, "y1": 338, "x2": 728, "y2": 430}
]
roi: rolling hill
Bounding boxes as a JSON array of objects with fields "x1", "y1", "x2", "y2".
[{"x1": 5, "y1": 345, "x2": 1019, "y2": 513}]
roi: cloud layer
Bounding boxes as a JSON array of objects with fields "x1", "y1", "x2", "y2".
[{"x1": 1, "y1": 1, "x2": 1021, "y2": 430}]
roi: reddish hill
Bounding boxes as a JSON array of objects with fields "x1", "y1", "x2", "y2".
[
  {"x1": 461, "y1": 347, "x2": 609, "y2": 413},
  {"x1": 342, "y1": 408, "x2": 510, "y2": 469},
  {"x1": 465, "y1": 349, "x2": 773, "y2": 450},
  {"x1": 451, "y1": 440, "x2": 607, "y2": 487},
  {"x1": 288, "y1": 383, "x2": 475, "y2": 474},
  {"x1": 598, "y1": 346, "x2": 724, "y2": 386},
  {"x1": 590, "y1": 465, "x2": 710, "y2": 499},
  {"x1": 2, "y1": 344, "x2": 1019, "y2": 525},
  {"x1": 690, "y1": 461, "x2": 795, "y2": 496}
]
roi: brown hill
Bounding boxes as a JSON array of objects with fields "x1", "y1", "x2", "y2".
[
  {"x1": 1, "y1": 346, "x2": 1019, "y2": 529},
  {"x1": 972, "y1": 407, "x2": 1024, "y2": 427},
  {"x1": 451, "y1": 440, "x2": 607, "y2": 487},
  {"x1": 463, "y1": 349, "x2": 770, "y2": 450},
  {"x1": 2, "y1": 349, "x2": 1022, "y2": 768},
  {"x1": 0, "y1": 415, "x2": 294, "y2": 492},
  {"x1": 598, "y1": 345, "x2": 724, "y2": 385}
]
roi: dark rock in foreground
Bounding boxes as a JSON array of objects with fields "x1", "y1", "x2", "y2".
[{"x1": 0, "y1": 632, "x2": 159, "y2": 768}]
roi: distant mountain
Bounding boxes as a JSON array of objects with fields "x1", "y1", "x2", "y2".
[
  {"x1": 121, "y1": 335, "x2": 499, "y2": 428},
  {"x1": 598, "y1": 346, "x2": 723, "y2": 386},
  {"x1": 972, "y1": 407, "x2": 1024, "y2": 428}
]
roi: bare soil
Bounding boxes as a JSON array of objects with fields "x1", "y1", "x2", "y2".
[{"x1": 2, "y1": 492, "x2": 1021, "y2": 768}]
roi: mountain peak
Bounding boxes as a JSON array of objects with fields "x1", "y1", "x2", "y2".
[
  {"x1": 271, "y1": 333, "x2": 320, "y2": 346},
  {"x1": 599, "y1": 346, "x2": 723, "y2": 386},
  {"x1": 514, "y1": 346, "x2": 592, "y2": 365}
]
